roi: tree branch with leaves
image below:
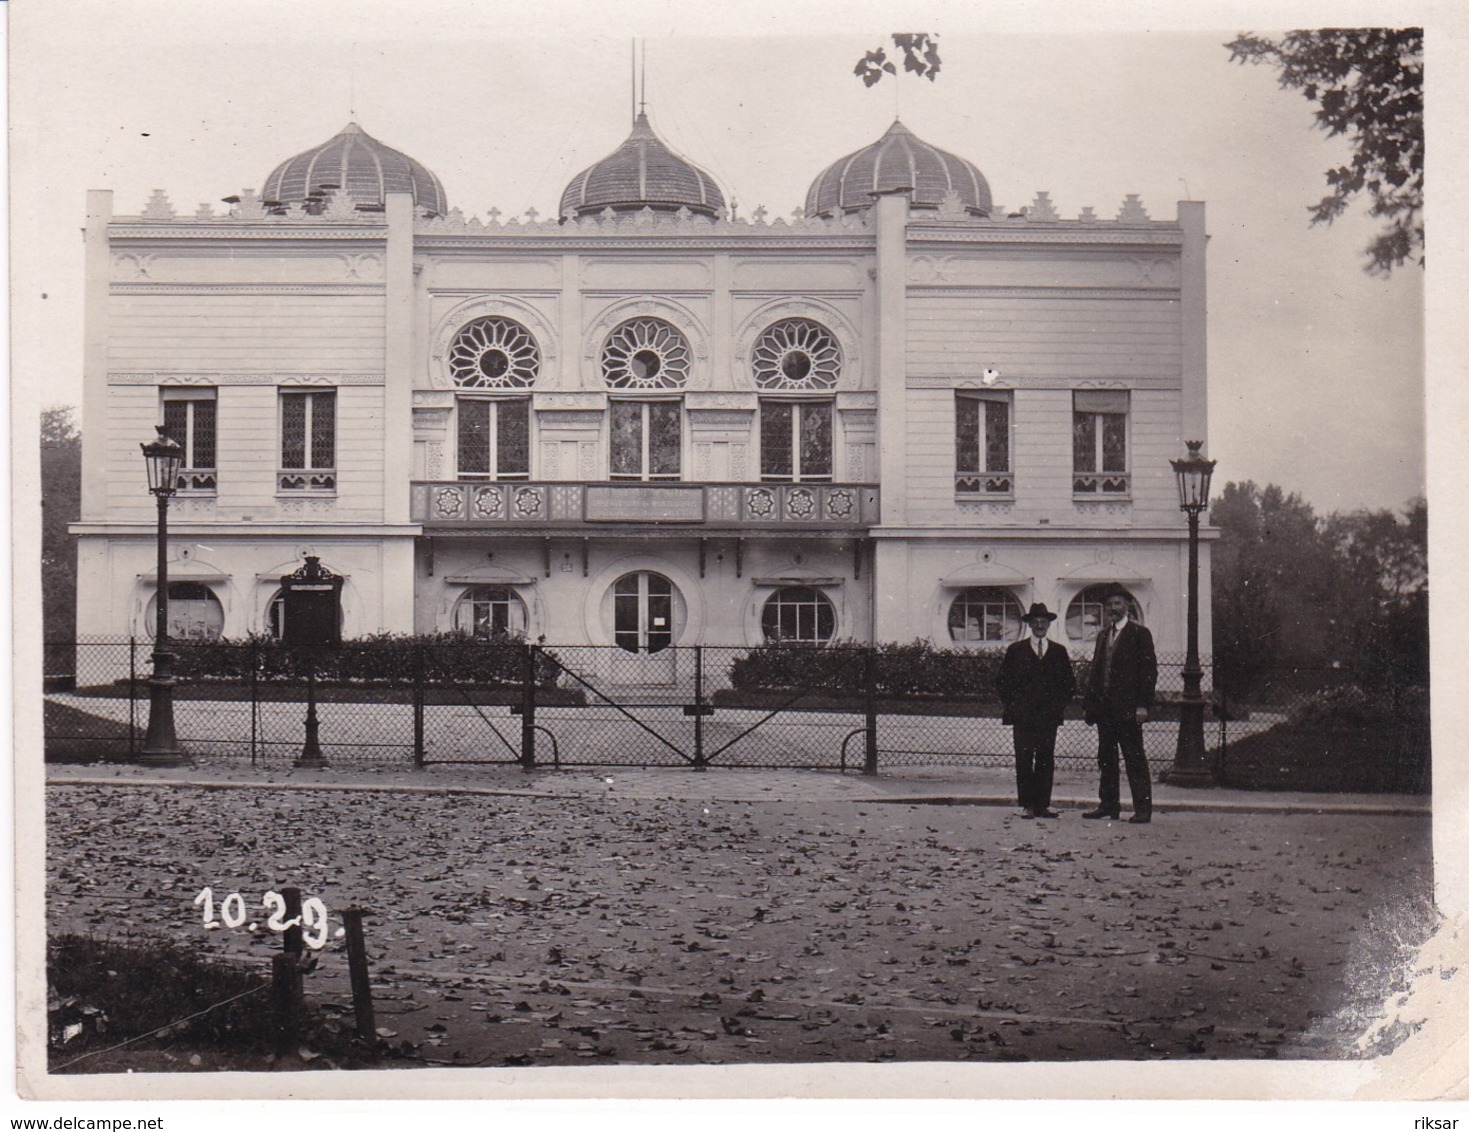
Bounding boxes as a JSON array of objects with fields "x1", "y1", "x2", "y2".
[
  {"x1": 1226, "y1": 28, "x2": 1423, "y2": 275},
  {"x1": 854, "y1": 33, "x2": 941, "y2": 87}
]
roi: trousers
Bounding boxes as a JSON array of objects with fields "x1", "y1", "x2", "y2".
[
  {"x1": 1096, "y1": 718, "x2": 1152, "y2": 816},
  {"x1": 1012, "y1": 723, "x2": 1059, "y2": 811}
]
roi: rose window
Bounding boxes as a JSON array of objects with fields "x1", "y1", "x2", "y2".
[
  {"x1": 448, "y1": 317, "x2": 540, "y2": 389},
  {"x1": 752, "y1": 319, "x2": 840, "y2": 390},
  {"x1": 602, "y1": 318, "x2": 690, "y2": 389}
]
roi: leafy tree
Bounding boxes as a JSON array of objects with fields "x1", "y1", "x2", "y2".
[
  {"x1": 1225, "y1": 28, "x2": 1423, "y2": 275},
  {"x1": 854, "y1": 33, "x2": 941, "y2": 87},
  {"x1": 41, "y1": 406, "x2": 82, "y2": 652}
]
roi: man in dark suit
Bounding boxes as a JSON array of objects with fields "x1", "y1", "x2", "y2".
[
  {"x1": 1082, "y1": 587, "x2": 1158, "y2": 823},
  {"x1": 996, "y1": 603, "x2": 1075, "y2": 819}
]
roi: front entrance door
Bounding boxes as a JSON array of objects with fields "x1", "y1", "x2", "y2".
[{"x1": 610, "y1": 571, "x2": 678, "y2": 685}]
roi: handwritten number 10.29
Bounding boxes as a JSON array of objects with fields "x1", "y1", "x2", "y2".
[{"x1": 193, "y1": 887, "x2": 331, "y2": 950}]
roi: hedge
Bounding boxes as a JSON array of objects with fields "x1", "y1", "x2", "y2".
[{"x1": 170, "y1": 632, "x2": 564, "y2": 691}]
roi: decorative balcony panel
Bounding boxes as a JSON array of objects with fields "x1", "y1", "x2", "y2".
[
  {"x1": 411, "y1": 481, "x2": 878, "y2": 530},
  {"x1": 1072, "y1": 473, "x2": 1130, "y2": 496}
]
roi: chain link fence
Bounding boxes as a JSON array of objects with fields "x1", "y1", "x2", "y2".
[{"x1": 43, "y1": 639, "x2": 1427, "y2": 792}]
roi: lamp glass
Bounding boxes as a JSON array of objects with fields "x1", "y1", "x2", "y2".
[{"x1": 141, "y1": 432, "x2": 184, "y2": 495}]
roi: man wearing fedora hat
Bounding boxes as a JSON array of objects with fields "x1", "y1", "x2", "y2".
[
  {"x1": 996, "y1": 602, "x2": 1076, "y2": 819},
  {"x1": 1082, "y1": 586, "x2": 1158, "y2": 823}
]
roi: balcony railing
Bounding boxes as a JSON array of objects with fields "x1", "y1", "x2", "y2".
[{"x1": 411, "y1": 480, "x2": 880, "y2": 530}]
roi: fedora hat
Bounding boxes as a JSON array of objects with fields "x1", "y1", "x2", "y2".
[{"x1": 1024, "y1": 603, "x2": 1058, "y2": 622}]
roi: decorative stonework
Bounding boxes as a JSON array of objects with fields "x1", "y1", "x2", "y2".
[
  {"x1": 957, "y1": 501, "x2": 1016, "y2": 518},
  {"x1": 846, "y1": 449, "x2": 866, "y2": 480},
  {"x1": 339, "y1": 253, "x2": 384, "y2": 280},
  {"x1": 534, "y1": 393, "x2": 603, "y2": 412},
  {"x1": 411, "y1": 408, "x2": 451, "y2": 434},
  {"x1": 730, "y1": 444, "x2": 748, "y2": 480},
  {"x1": 430, "y1": 296, "x2": 557, "y2": 387},
  {"x1": 141, "y1": 190, "x2": 176, "y2": 220},
  {"x1": 1117, "y1": 194, "x2": 1151, "y2": 224},
  {"x1": 1127, "y1": 256, "x2": 1177, "y2": 285},
  {"x1": 426, "y1": 441, "x2": 444, "y2": 479},
  {"x1": 110, "y1": 371, "x2": 385, "y2": 385},
  {"x1": 584, "y1": 297, "x2": 709, "y2": 374},
  {"x1": 732, "y1": 299, "x2": 860, "y2": 388},
  {"x1": 694, "y1": 444, "x2": 712, "y2": 480},
  {"x1": 417, "y1": 206, "x2": 872, "y2": 237},
  {"x1": 542, "y1": 443, "x2": 561, "y2": 479},
  {"x1": 601, "y1": 317, "x2": 691, "y2": 388},
  {"x1": 935, "y1": 190, "x2": 969, "y2": 221},
  {"x1": 113, "y1": 253, "x2": 155, "y2": 280},
  {"x1": 579, "y1": 443, "x2": 597, "y2": 480},
  {"x1": 1074, "y1": 501, "x2": 1133, "y2": 516},
  {"x1": 1026, "y1": 192, "x2": 1061, "y2": 222}
]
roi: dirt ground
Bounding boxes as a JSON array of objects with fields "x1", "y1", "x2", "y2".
[{"x1": 43, "y1": 780, "x2": 1434, "y2": 1070}]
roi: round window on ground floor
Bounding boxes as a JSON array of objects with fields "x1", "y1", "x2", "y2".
[
  {"x1": 146, "y1": 581, "x2": 224, "y2": 640},
  {"x1": 1065, "y1": 584, "x2": 1143, "y2": 643},
  {"x1": 454, "y1": 585, "x2": 528, "y2": 638},
  {"x1": 761, "y1": 586, "x2": 836, "y2": 643},
  {"x1": 947, "y1": 586, "x2": 1023, "y2": 644}
]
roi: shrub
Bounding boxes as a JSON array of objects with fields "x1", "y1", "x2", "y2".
[
  {"x1": 171, "y1": 632, "x2": 563, "y2": 691},
  {"x1": 727, "y1": 639, "x2": 1060, "y2": 702}
]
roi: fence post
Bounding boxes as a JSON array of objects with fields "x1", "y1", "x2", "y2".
[
  {"x1": 250, "y1": 639, "x2": 259, "y2": 768},
  {"x1": 273, "y1": 886, "x2": 306, "y2": 1055},
  {"x1": 343, "y1": 907, "x2": 376, "y2": 1042},
  {"x1": 128, "y1": 638, "x2": 138, "y2": 759},
  {"x1": 692, "y1": 645, "x2": 707, "y2": 771},
  {"x1": 863, "y1": 646, "x2": 879, "y2": 776},
  {"x1": 412, "y1": 643, "x2": 426, "y2": 769},
  {"x1": 521, "y1": 643, "x2": 537, "y2": 771}
]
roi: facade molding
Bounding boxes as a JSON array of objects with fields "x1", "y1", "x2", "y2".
[{"x1": 109, "y1": 371, "x2": 385, "y2": 385}]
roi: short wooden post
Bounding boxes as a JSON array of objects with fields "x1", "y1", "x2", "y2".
[
  {"x1": 343, "y1": 907, "x2": 376, "y2": 1042},
  {"x1": 281, "y1": 886, "x2": 304, "y2": 957},
  {"x1": 273, "y1": 886, "x2": 306, "y2": 1053}
]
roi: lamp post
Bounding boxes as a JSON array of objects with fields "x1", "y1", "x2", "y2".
[
  {"x1": 1162, "y1": 440, "x2": 1216, "y2": 786},
  {"x1": 139, "y1": 427, "x2": 188, "y2": 766}
]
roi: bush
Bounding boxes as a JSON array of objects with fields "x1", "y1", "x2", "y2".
[
  {"x1": 726, "y1": 639, "x2": 1081, "y2": 703},
  {"x1": 171, "y1": 632, "x2": 563, "y2": 691}
]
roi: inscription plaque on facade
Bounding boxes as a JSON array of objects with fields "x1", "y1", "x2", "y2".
[{"x1": 584, "y1": 485, "x2": 705, "y2": 523}]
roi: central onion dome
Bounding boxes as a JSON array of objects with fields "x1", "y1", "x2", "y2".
[
  {"x1": 560, "y1": 112, "x2": 725, "y2": 220},
  {"x1": 261, "y1": 122, "x2": 448, "y2": 216},
  {"x1": 805, "y1": 119, "x2": 992, "y2": 219}
]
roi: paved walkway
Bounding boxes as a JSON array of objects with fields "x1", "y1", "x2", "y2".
[{"x1": 44, "y1": 758, "x2": 1429, "y2": 816}]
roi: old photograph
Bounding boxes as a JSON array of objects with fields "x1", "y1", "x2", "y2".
[{"x1": 9, "y1": 0, "x2": 1461, "y2": 1119}]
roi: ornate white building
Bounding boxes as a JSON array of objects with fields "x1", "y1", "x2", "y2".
[{"x1": 74, "y1": 109, "x2": 1212, "y2": 674}]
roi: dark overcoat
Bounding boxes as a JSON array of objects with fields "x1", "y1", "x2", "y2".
[
  {"x1": 996, "y1": 638, "x2": 1076, "y2": 728},
  {"x1": 1083, "y1": 620, "x2": 1158, "y2": 724}
]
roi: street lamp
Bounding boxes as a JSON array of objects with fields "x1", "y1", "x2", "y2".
[
  {"x1": 1162, "y1": 439, "x2": 1216, "y2": 786},
  {"x1": 139, "y1": 426, "x2": 188, "y2": 766}
]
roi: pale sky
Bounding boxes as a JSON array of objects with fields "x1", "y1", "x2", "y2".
[{"x1": 7, "y1": 0, "x2": 1447, "y2": 514}]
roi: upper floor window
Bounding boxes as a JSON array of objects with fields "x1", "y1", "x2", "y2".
[
  {"x1": 279, "y1": 389, "x2": 336, "y2": 493},
  {"x1": 1073, "y1": 390, "x2": 1129, "y2": 495},
  {"x1": 752, "y1": 319, "x2": 840, "y2": 390},
  {"x1": 457, "y1": 398, "x2": 530, "y2": 480},
  {"x1": 955, "y1": 391, "x2": 1011, "y2": 495},
  {"x1": 161, "y1": 388, "x2": 217, "y2": 493},
  {"x1": 761, "y1": 400, "x2": 832, "y2": 482},
  {"x1": 610, "y1": 399, "x2": 681, "y2": 480},
  {"x1": 602, "y1": 318, "x2": 690, "y2": 389},
  {"x1": 947, "y1": 586, "x2": 1023, "y2": 644},
  {"x1": 449, "y1": 317, "x2": 540, "y2": 389}
]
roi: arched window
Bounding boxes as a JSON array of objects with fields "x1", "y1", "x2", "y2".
[
  {"x1": 947, "y1": 587, "x2": 1023, "y2": 644},
  {"x1": 454, "y1": 586, "x2": 528, "y2": 638},
  {"x1": 602, "y1": 318, "x2": 690, "y2": 389},
  {"x1": 1066, "y1": 584, "x2": 1143, "y2": 643},
  {"x1": 762, "y1": 586, "x2": 836, "y2": 643},
  {"x1": 752, "y1": 319, "x2": 841, "y2": 390},
  {"x1": 448, "y1": 317, "x2": 540, "y2": 389},
  {"x1": 147, "y1": 582, "x2": 224, "y2": 640}
]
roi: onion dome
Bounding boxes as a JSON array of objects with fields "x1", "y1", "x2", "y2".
[
  {"x1": 560, "y1": 112, "x2": 725, "y2": 220},
  {"x1": 805, "y1": 119, "x2": 992, "y2": 219},
  {"x1": 261, "y1": 122, "x2": 448, "y2": 216}
]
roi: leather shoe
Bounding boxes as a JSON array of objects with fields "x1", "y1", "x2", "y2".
[
  {"x1": 1035, "y1": 809, "x2": 1060, "y2": 819},
  {"x1": 1082, "y1": 808, "x2": 1119, "y2": 820},
  {"x1": 1128, "y1": 814, "x2": 1152, "y2": 824},
  {"x1": 1020, "y1": 808, "x2": 1036, "y2": 819}
]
